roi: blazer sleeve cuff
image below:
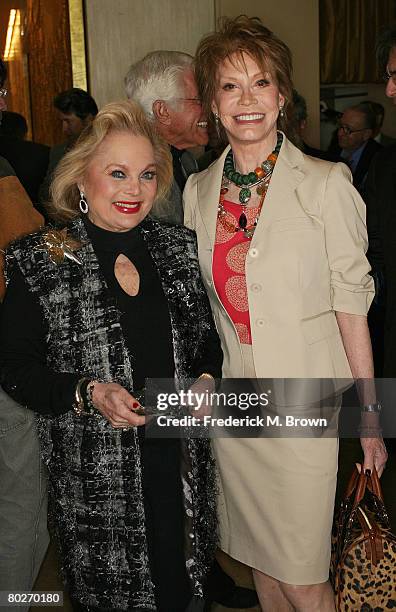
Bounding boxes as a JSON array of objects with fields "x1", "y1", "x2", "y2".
[{"x1": 331, "y1": 281, "x2": 374, "y2": 315}]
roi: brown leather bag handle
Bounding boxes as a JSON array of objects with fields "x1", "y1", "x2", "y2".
[
  {"x1": 368, "y1": 465, "x2": 383, "y2": 501},
  {"x1": 353, "y1": 470, "x2": 368, "y2": 507},
  {"x1": 344, "y1": 465, "x2": 360, "y2": 499},
  {"x1": 352, "y1": 466, "x2": 383, "y2": 508}
]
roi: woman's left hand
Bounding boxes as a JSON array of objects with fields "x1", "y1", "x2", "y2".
[{"x1": 359, "y1": 436, "x2": 388, "y2": 477}]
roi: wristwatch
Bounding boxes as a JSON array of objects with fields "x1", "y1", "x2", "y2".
[{"x1": 361, "y1": 402, "x2": 382, "y2": 413}]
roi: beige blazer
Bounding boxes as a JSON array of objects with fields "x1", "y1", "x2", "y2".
[{"x1": 184, "y1": 136, "x2": 374, "y2": 380}]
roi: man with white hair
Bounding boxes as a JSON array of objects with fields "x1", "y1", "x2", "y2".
[{"x1": 125, "y1": 51, "x2": 208, "y2": 224}]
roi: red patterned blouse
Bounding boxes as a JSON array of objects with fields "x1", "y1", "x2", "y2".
[{"x1": 212, "y1": 200, "x2": 261, "y2": 344}]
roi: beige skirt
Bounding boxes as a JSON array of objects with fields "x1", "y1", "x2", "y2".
[{"x1": 213, "y1": 344, "x2": 339, "y2": 585}]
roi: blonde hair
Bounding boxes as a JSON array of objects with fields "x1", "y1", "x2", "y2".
[
  {"x1": 195, "y1": 15, "x2": 294, "y2": 143},
  {"x1": 50, "y1": 100, "x2": 173, "y2": 222}
]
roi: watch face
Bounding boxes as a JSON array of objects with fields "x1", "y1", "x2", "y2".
[{"x1": 363, "y1": 403, "x2": 381, "y2": 412}]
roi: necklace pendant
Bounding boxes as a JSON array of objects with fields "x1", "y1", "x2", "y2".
[
  {"x1": 239, "y1": 187, "x2": 251, "y2": 204},
  {"x1": 256, "y1": 183, "x2": 267, "y2": 196},
  {"x1": 238, "y1": 212, "x2": 248, "y2": 229}
]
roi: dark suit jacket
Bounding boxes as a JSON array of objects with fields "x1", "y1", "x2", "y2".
[
  {"x1": 0, "y1": 136, "x2": 49, "y2": 203},
  {"x1": 38, "y1": 142, "x2": 69, "y2": 209},
  {"x1": 365, "y1": 144, "x2": 396, "y2": 376},
  {"x1": 0, "y1": 155, "x2": 15, "y2": 179},
  {"x1": 303, "y1": 142, "x2": 343, "y2": 163},
  {"x1": 333, "y1": 138, "x2": 382, "y2": 193},
  {"x1": 152, "y1": 147, "x2": 199, "y2": 226},
  {"x1": 353, "y1": 138, "x2": 382, "y2": 192}
]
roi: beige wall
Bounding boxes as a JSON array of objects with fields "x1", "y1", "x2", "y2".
[
  {"x1": 85, "y1": 0, "x2": 215, "y2": 108},
  {"x1": 85, "y1": 0, "x2": 320, "y2": 144},
  {"x1": 216, "y1": 0, "x2": 320, "y2": 146}
]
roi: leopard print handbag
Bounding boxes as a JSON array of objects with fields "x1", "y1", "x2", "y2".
[{"x1": 330, "y1": 466, "x2": 396, "y2": 611}]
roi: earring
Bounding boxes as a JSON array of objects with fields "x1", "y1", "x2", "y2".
[
  {"x1": 279, "y1": 106, "x2": 285, "y2": 118},
  {"x1": 79, "y1": 191, "x2": 88, "y2": 214},
  {"x1": 214, "y1": 112, "x2": 221, "y2": 138}
]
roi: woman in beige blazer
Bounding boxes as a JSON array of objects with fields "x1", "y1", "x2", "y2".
[{"x1": 184, "y1": 16, "x2": 387, "y2": 612}]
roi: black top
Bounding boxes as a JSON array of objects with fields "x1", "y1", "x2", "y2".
[
  {"x1": 0, "y1": 217, "x2": 220, "y2": 415},
  {"x1": 85, "y1": 218, "x2": 175, "y2": 389}
]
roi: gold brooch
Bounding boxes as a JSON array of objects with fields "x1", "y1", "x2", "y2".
[{"x1": 36, "y1": 228, "x2": 83, "y2": 265}]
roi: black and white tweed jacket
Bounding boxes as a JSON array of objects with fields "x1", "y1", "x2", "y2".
[{"x1": 6, "y1": 216, "x2": 219, "y2": 611}]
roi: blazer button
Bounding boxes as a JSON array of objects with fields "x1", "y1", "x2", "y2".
[
  {"x1": 249, "y1": 248, "x2": 259, "y2": 258},
  {"x1": 256, "y1": 318, "x2": 266, "y2": 327},
  {"x1": 251, "y1": 283, "x2": 262, "y2": 293}
]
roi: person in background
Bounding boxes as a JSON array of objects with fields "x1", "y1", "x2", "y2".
[
  {"x1": 39, "y1": 88, "x2": 98, "y2": 210},
  {"x1": 0, "y1": 57, "x2": 47, "y2": 612},
  {"x1": 54, "y1": 87, "x2": 99, "y2": 147},
  {"x1": 360, "y1": 100, "x2": 396, "y2": 147},
  {"x1": 0, "y1": 110, "x2": 28, "y2": 140},
  {"x1": 335, "y1": 102, "x2": 382, "y2": 192},
  {"x1": 125, "y1": 51, "x2": 208, "y2": 224},
  {"x1": 0, "y1": 71, "x2": 49, "y2": 205},
  {"x1": 290, "y1": 89, "x2": 341, "y2": 161},
  {"x1": 365, "y1": 25, "x2": 396, "y2": 379},
  {"x1": 185, "y1": 15, "x2": 387, "y2": 611},
  {"x1": 0, "y1": 100, "x2": 222, "y2": 612}
]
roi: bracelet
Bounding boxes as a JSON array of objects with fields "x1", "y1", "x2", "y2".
[
  {"x1": 73, "y1": 378, "x2": 98, "y2": 416},
  {"x1": 73, "y1": 377, "x2": 91, "y2": 416},
  {"x1": 85, "y1": 380, "x2": 97, "y2": 414}
]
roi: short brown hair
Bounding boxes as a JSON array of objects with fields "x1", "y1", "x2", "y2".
[
  {"x1": 376, "y1": 25, "x2": 396, "y2": 74},
  {"x1": 50, "y1": 100, "x2": 172, "y2": 222},
  {"x1": 195, "y1": 15, "x2": 293, "y2": 141}
]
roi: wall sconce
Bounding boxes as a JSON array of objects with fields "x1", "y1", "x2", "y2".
[
  {"x1": 68, "y1": 0, "x2": 88, "y2": 90},
  {"x1": 4, "y1": 9, "x2": 21, "y2": 60}
]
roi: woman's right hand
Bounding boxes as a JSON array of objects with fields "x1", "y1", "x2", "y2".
[
  {"x1": 359, "y1": 435, "x2": 388, "y2": 478},
  {"x1": 91, "y1": 382, "x2": 146, "y2": 428}
]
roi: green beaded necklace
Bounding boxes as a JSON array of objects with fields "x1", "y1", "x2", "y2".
[{"x1": 223, "y1": 132, "x2": 283, "y2": 204}]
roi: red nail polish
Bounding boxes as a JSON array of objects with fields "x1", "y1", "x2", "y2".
[{"x1": 132, "y1": 401, "x2": 139, "y2": 409}]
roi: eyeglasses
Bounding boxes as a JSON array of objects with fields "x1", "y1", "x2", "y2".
[
  {"x1": 0, "y1": 88, "x2": 7, "y2": 98},
  {"x1": 337, "y1": 124, "x2": 368, "y2": 136},
  {"x1": 383, "y1": 69, "x2": 396, "y2": 86},
  {"x1": 175, "y1": 97, "x2": 202, "y2": 105}
]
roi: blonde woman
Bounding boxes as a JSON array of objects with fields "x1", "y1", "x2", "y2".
[{"x1": 0, "y1": 100, "x2": 222, "y2": 612}]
